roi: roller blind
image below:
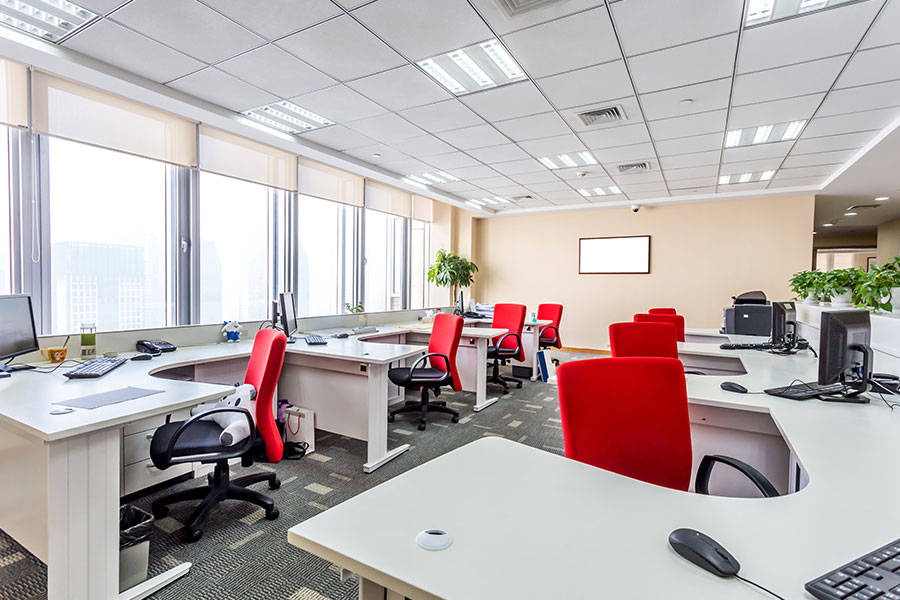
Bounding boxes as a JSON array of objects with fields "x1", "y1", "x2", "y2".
[
  {"x1": 0, "y1": 59, "x2": 27, "y2": 129},
  {"x1": 365, "y1": 180, "x2": 412, "y2": 218},
  {"x1": 412, "y1": 194, "x2": 433, "y2": 222},
  {"x1": 298, "y1": 158, "x2": 363, "y2": 207},
  {"x1": 31, "y1": 71, "x2": 196, "y2": 167},
  {"x1": 199, "y1": 125, "x2": 297, "y2": 191}
]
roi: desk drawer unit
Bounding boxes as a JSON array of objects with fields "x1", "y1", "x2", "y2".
[
  {"x1": 121, "y1": 407, "x2": 193, "y2": 495},
  {"x1": 123, "y1": 459, "x2": 192, "y2": 497}
]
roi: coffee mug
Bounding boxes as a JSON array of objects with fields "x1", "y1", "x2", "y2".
[{"x1": 41, "y1": 347, "x2": 67, "y2": 363}]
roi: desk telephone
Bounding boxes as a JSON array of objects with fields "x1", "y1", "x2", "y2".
[{"x1": 136, "y1": 340, "x2": 177, "y2": 354}]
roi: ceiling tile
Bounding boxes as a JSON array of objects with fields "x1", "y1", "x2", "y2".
[
  {"x1": 658, "y1": 150, "x2": 721, "y2": 169},
  {"x1": 528, "y1": 181, "x2": 573, "y2": 193},
  {"x1": 769, "y1": 174, "x2": 826, "y2": 186},
  {"x1": 466, "y1": 0, "x2": 600, "y2": 36},
  {"x1": 782, "y1": 149, "x2": 857, "y2": 168},
  {"x1": 719, "y1": 158, "x2": 783, "y2": 175},
  {"x1": 466, "y1": 144, "x2": 531, "y2": 163},
  {"x1": 667, "y1": 177, "x2": 718, "y2": 189},
  {"x1": 460, "y1": 81, "x2": 553, "y2": 121},
  {"x1": 388, "y1": 134, "x2": 456, "y2": 157},
  {"x1": 445, "y1": 164, "x2": 500, "y2": 179},
  {"x1": 217, "y1": 44, "x2": 336, "y2": 98},
  {"x1": 333, "y1": 0, "x2": 370, "y2": 9},
  {"x1": 490, "y1": 159, "x2": 546, "y2": 175},
  {"x1": 610, "y1": 171, "x2": 664, "y2": 186},
  {"x1": 346, "y1": 65, "x2": 451, "y2": 111},
  {"x1": 343, "y1": 144, "x2": 409, "y2": 164},
  {"x1": 640, "y1": 78, "x2": 731, "y2": 121},
  {"x1": 654, "y1": 132, "x2": 723, "y2": 156},
  {"x1": 62, "y1": 19, "x2": 204, "y2": 83},
  {"x1": 489, "y1": 185, "x2": 531, "y2": 195},
  {"x1": 201, "y1": 0, "x2": 342, "y2": 39},
  {"x1": 721, "y1": 140, "x2": 793, "y2": 163},
  {"x1": 291, "y1": 85, "x2": 386, "y2": 123},
  {"x1": 537, "y1": 61, "x2": 633, "y2": 110},
  {"x1": 75, "y1": 0, "x2": 128, "y2": 12},
  {"x1": 579, "y1": 123, "x2": 651, "y2": 150},
  {"x1": 422, "y1": 152, "x2": 481, "y2": 170},
  {"x1": 732, "y1": 55, "x2": 847, "y2": 105},
  {"x1": 818, "y1": 80, "x2": 900, "y2": 117},
  {"x1": 662, "y1": 165, "x2": 719, "y2": 181},
  {"x1": 615, "y1": 181, "x2": 667, "y2": 194},
  {"x1": 433, "y1": 181, "x2": 480, "y2": 193},
  {"x1": 792, "y1": 131, "x2": 876, "y2": 154},
  {"x1": 738, "y1": 1, "x2": 881, "y2": 73},
  {"x1": 168, "y1": 68, "x2": 278, "y2": 111},
  {"x1": 778, "y1": 164, "x2": 841, "y2": 179},
  {"x1": 275, "y1": 14, "x2": 405, "y2": 81},
  {"x1": 111, "y1": 0, "x2": 264, "y2": 63},
  {"x1": 512, "y1": 171, "x2": 562, "y2": 184},
  {"x1": 435, "y1": 124, "x2": 510, "y2": 149},
  {"x1": 611, "y1": 0, "x2": 742, "y2": 56},
  {"x1": 835, "y1": 43, "x2": 900, "y2": 89},
  {"x1": 727, "y1": 94, "x2": 823, "y2": 129},
  {"x1": 296, "y1": 125, "x2": 375, "y2": 151},
  {"x1": 345, "y1": 113, "x2": 425, "y2": 142},
  {"x1": 467, "y1": 175, "x2": 517, "y2": 189},
  {"x1": 543, "y1": 191, "x2": 587, "y2": 204},
  {"x1": 647, "y1": 110, "x2": 727, "y2": 140},
  {"x1": 803, "y1": 107, "x2": 900, "y2": 139},
  {"x1": 492, "y1": 112, "x2": 571, "y2": 142},
  {"x1": 719, "y1": 181, "x2": 769, "y2": 192},
  {"x1": 380, "y1": 157, "x2": 432, "y2": 175},
  {"x1": 671, "y1": 186, "x2": 715, "y2": 196},
  {"x1": 517, "y1": 134, "x2": 586, "y2": 156},
  {"x1": 860, "y1": 0, "x2": 900, "y2": 49},
  {"x1": 559, "y1": 96, "x2": 642, "y2": 132},
  {"x1": 352, "y1": 0, "x2": 493, "y2": 60},
  {"x1": 398, "y1": 100, "x2": 485, "y2": 133},
  {"x1": 500, "y1": 7, "x2": 619, "y2": 78},
  {"x1": 591, "y1": 142, "x2": 656, "y2": 163},
  {"x1": 629, "y1": 34, "x2": 737, "y2": 94}
]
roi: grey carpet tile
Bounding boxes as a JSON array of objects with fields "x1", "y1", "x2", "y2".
[{"x1": 0, "y1": 370, "x2": 570, "y2": 600}]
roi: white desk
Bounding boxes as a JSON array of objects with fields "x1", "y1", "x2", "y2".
[
  {"x1": 288, "y1": 340, "x2": 900, "y2": 600},
  {"x1": 469, "y1": 318, "x2": 552, "y2": 381}
]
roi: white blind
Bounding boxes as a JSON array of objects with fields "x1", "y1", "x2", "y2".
[
  {"x1": 199, "y1": 125, "x2": 297, "y2": 191},
  {"x1": 31, "y1": 71, "x2": 196, "y2": 167},
  {"x1": 298, "y1": 158, "x2": 363, "y2": 207},
  {"x1": 0, "y1": 59, "x2": 27, "y2": 129},
  {"x1": 365, "y1": 180, "x2": 412, "y2": 218},
  {"x1": 412, "y1": 194, "x2": 433, "y2": 222}
]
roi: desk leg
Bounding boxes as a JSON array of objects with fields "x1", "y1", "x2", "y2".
[
  {"x1": 473, "y1": 338, "x2": 498, "y2": 412},
  {"x1": 360, "y1": 577, "x2": 404, "y2": 600},
  {"x1": 364, "y1": 363, "x2": 410, "y2": 474},
  {"x1": 531, "y1": 327, "x2": 540, "y2": 381}
]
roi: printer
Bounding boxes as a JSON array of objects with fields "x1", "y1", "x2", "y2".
[{"x1": 722, "y1": 290, "x2": 772, "y2": 336}]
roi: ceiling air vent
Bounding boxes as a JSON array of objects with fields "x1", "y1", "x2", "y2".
[
  {"x1": 577, "y1": 105, "x2": 626, "y2": 126},
  {"x1": 617, "y1": 162, "x2": 652, "y2": 173},
  {"x1": 495, "y1": 0, "x2": 568, "y2": 17}
]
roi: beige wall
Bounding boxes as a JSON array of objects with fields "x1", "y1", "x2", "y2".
[
  {"x1": 474, "y1": 195, "x2": 815, "y2": 349},
  {"x1": 427, "y1": 204, "x2": 480, "y2": 306},
  {"x1": 876, "y1": 217, "x2": 900, "y2": 267}
]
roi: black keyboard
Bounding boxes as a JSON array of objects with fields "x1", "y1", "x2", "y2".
[
  {"x1": 764, "y1": 381, "x2": 845, "y2": 400},
  {"x1": 807, "y1": 538, "x2": 900, "y2": 600},
  {"x1": 720, "y1": 342, "x2": 774, "y2": 350},
  {"x1": 63, "y1": 357, "x2": 128, "y2": 379},
  {"x1": 304, "y1": 335, "x2": 327, "y2": 346}
]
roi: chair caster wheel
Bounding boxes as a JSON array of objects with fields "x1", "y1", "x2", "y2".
[
  {"x1": 516, "y1": 382, "x2": 523, "y2": 389},
  {"x1": 151, "y1": 505, "x2": 168, "y2": 519},
  {"x1": 418, "y1": 423, "x2": 426, "y2": 431},
  {"x1": 451, "y1": 416, "x2": 459, "y2": 423},
  {"x1": 184, "y1": 527, "x2": 202, "y2": 543},
  {"x1": 266, "y1": 507, "x2": 279, "y2": 520},
  {"x1": 388, "y1": 415, "x2": 395, "y2": 423},
  {"x1": 270, "y1": 479, "x2": 281, "y2": 490}
]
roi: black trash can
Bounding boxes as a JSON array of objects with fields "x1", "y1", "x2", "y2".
[{"x1": 119, "y1": 505, "x2": 153, "y2": 592}]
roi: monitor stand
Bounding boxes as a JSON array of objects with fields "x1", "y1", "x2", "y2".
[
  {"x1": 0, "y1": 364, "x2": 35, "y2": 373},
  {"x1": 286, "y1": 337, "x2": 297, "y2": 344}
]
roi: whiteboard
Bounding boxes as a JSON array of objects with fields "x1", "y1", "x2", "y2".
[{"x1": 579, "y1": 236, "x2": 651, "y2": 274}]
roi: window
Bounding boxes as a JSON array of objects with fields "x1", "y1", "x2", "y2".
[
  {"x1": 0, "y1": 127, "x2": 10, "y2": 295},
  {"x1": 47, "y1": 138, "x2": 168, "y2": 333},
  {"x1": 410, "y1": 220, "x2": 430, "y2": 309},
  {"x1": 364, "y1": 209, "x2": 408, "y2": 312},
  {"x1": 198, "y1": 172, "x2": 274, "y2": 324},
  {"x1": 296, "y1": 194, "x2": 356, "y2": 316}
]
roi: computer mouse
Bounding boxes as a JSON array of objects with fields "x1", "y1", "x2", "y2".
[
  {"x1": 669, "y1": 528, "x2": 741, "y2": 578},
  {"x1": 334, "y1": 333, "x2": 349, "y2": 339},
  {"x1": 720, "y1": 381, "x2": 748, "y2": 394},
  {"x1": 131, "y1": 353, "x2": 153, "y2": 361}
]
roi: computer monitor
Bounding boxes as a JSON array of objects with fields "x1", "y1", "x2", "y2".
[
  {"x1": 771, "y1": 301, "x2": 796, "y2": 346},
  {"x1": 0, "y1": 295, "x2": 39, "y2": 371},
  {"x1": 279, "y1": 292, "x2": 298, "y2": 341},
  {"x1": 457, "y1": 290, "x2": 464, "y2": 315},
  {"x1": 818, "y1": 310, "x2": 872, "y2": 393}
]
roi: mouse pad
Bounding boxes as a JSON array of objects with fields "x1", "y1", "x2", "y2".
[{"x1": 53, "y1": 387, "x2": 164, "y2": 410}]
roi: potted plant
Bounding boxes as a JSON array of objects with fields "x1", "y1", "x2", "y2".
[
  {"x1": 789, "y1": 270, "x2": 825, "y2": 304},
  {"x1": 427, "y1": 249, "x2": 479, "y2": 307},
  {"x1": 825, "y1": 268, "x2": 864, "y2": 307},
  {"x1": 855, "y1": 264, "x2": 895, "y2": 313},
  {"x1": 343, "y1": 302, "x2": 364, "y2": 314}
]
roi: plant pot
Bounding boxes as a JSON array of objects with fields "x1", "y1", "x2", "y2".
[
  {"x1": 830, "y1": 291, "x2": 853, "y2": 307},
  {"x1": 893, "y1": 287, "x2": 900, "y2": 314},
  {"x1": 802, "y1": 294, "x2": 817, "y2": 305}
]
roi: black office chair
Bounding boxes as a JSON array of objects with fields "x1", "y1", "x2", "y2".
[{"x1": 487, "y1": 303, "x2": 526, "y2": 392}]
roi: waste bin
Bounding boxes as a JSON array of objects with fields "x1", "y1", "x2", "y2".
[{"x1": 119, "y1": 505, "x2": 153, "y2": 592}]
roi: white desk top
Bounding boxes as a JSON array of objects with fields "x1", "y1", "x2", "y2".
[
  {"x1": 288, "y1": 338, "x2": 900, "y2": 600},
  {"x1": 0, "y1": 335, "x2": 425, "y2": 443},
  {"x1": 309, "y1": 322, "x2": 508, "y2": 341}
]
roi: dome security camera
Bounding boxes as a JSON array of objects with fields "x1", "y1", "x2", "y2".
[{"x1": 630, "y1": 204, "x2": 640, "y2": 213}]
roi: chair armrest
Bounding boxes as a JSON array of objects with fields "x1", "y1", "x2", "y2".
[
  {"x1": 695, "y1": 455, "x2": 780, "y2": 498},
  {"x1": 684, "y1": 370, "x2": 707, "y2": 376},
  {"x1": 539, "y1": 325, "x2": 559, "y2": 345},
  {"x1": 408, "y1": 352, "x2": 452, "y2": 383},
  {"x1": 494, "y1": 332, "x2": 522, "y2": 356},
  {"x1": 161, "y1": 407, "x2": 256, "y2": 466}
]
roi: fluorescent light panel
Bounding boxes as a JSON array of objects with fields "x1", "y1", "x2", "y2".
[
  {"x1": 782, "y1": 120, "x2": 806, "y2": 140},
  {"x1": 746, "y1": 0, "x2": 854, "y2": 26},
  {"x1": 725, "y1": 130, "x2": 743, "y2": 148},
  {"x1": 539, "y1": 152, "x2": 598, "y2": 170},
  {"x1": 578, "y1": 151, "x2": 598, "y2": 165},
  {"x1": 407, "y1": 175, "x2": 431, "y2": 185},
  {"x1": 752, "y1": 124, "x2": 773, "y2": 144},
  {"x1": 557, "y1": 154, "x2": 577, "y2": 168},
  {"x1": 538, "y1": 157, "x2": 558, "y2": 169},
  {"x1": 244, "y1": 101, "x2": 333, "y2": 135},
  {"x1": 421, "y1": 173, "x2": 445, "y2": 184},
  {"x1": 482, "y1": 197, "x2": 498, "y2": 205},
  {"x1": 609, "y1": 186, "x2": 621, "y2": 194},
  {"x1": 402, "y1": 177, "x2": 427, "y2": 190},
  {"x1": 467, "y1": 199, "x2": 485, "y2": 206},
  {"x1": 437, "y1": 171, "x2": 460, "y2": 182},
  {"x1": 719, "y1": 175, "x2": 731, "y2": 185},
  {"x1": 760, "y1": 170, "x2": 775, "y2": 181},
  {"x1": 493, "y1": 196, "x2": 510, "y2": 203},
  {"x1": 0, "y1": 0, "x2": 96, "y2": 42},
  {"x1": 417, "y1": 38, "x2": 527, "y2": 96}
]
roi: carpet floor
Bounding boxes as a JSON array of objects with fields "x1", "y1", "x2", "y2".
[{"x1": 0, "y1": 372, "x2": 567, "y2": 600}]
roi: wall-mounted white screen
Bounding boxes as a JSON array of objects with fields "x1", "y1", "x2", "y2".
[{"x1": 579, "y1": 236, "x2": 651, "y2": 274}]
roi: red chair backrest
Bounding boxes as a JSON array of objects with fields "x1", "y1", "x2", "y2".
[
  {"x1": 428, "y1": 313, "x2": 464, "y2": 391},
  {"x1": 609, "y1": 322, "x2": 678, "y2": 359},
  {"x1": 537, "y1": 303, "x2": 563, "y2": 347},
  {"x1": 649, "y1": 307, "x2": 677, "y2": 315},
  {"x1": 557, "y1": 357, "x2": 693, "y2": 491},
  {"x1": 634, "y1": 313, "x2": 685, "y2": 342},
  {"x1": 245, "y1": 329, "x2": 287, "y2": 462},
  {"x1": 492, "y1": 303, "x2": 526, "y2": 361}
]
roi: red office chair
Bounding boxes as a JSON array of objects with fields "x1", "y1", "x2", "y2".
[
  {"x1": 609, "y1": 322, "x2": 678, "y2": 359},
  {"x1": 388, "y1": 313, "x2": 463, "y2": 430},
  {"x1": 487, "y1": 303, "x2": 526, "y2": 392},
  {"x1": 649, "y1": 307, "x2": 677, "y2": 315},
  {"x1": 635, "y1": 313, "x2": 685, "y2": 342},
  {"x1": 537, "y1": 303, "x2": 563, "y2": 349},
  {"x1": 150, "y1": 329, "x2": 287, "y2": 542},
  {"x1": 557, "y1": 357, "x2": 779, "y2": 496}
]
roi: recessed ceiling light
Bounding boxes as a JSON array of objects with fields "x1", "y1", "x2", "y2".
[
  {"x1": 782, "y1": 120, "x2": 806, "y2": 141},
  {"x1": 844, "y1": 212, "x2": 857, "y2": 217},
  {"x1": 719, "y1": 175, "x2": 731, "y2": 185},
  {"x1": 0, "y1": 0, "x2": 97, "y2": 42},
  {"x1": 760, "y1": 170, "x2": 775, "y2": 181},
  {"x1": 752, "y1": 124, "x2": 773, "y2": 145},
  {"x1": 557, "y1": 154, "x2": 577, "y2": 168},
  {"x1": 725, "y1": 130, "x2": 742, "y2": 148},
  {"x1": 822, "y1": 223, "x2": 833, "y2": 227},
  {"x1": 417, "y1": 38, "x2": 527, "y2": 96},
  {"x1": 493, "y1": 196, "x2": 510, "y2": 203},
  {"x1": 745, "y1": 0, "x2": 854, "y2": 26},
  {"x1": 402, "y1": 177, "x2": 427, "y2": 190},
  {"x1": 467, "y1": 199, "x2": 485, "y2": 206},
  {"x1": 372, "y1": 153, "x2": 382, "y2": 158},
  {"x1": 593, "y1": 187, "x2": 606, "y2": 196},
  {"x1": 482, "y1": 197, "x2": 498, "y2": 205},
  {"x1": 875, "y1": 196, "x2": 889, "y2": 201},
  {"x1": 739, "y1": 172, "x2": 752, "y2": 183},
  {"x1": 680, "y1": 98, "x2": 694, "y2": 105},
  {"x1": 407, "y1": 175, "x2": 431, "y2": 186},
  {"x1": 244, "y1": 101, "x2": 333, "y2": 134},
  {"x1": 577, "y1": 188, "x2": 590, "y2": 197},
  {"x1": 437, "y1": 171, "x2": 460, "y2": 182},
  {"x1": 609, "y1": 185, "x2": 621, "y2": 194},
  {"x1": 538, "y1": 157, "x2": 558, "y2": 169},
  {"x1": 421, "y1": 173, "x2": 445, "y2": 184},
  {"x1": 577, "y1": 151, "x2": 598, "y2": 165}
]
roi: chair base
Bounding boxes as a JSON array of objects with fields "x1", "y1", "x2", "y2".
[
  {"x1": 388, "y1": 388, "x2": 459, "y2": 431},
  {"x1": 487, "y1": 358, "x2": 523, "y2": 393},
  {"x1": 151, "y1": 462, "x2": 279, "y2": 543}
]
